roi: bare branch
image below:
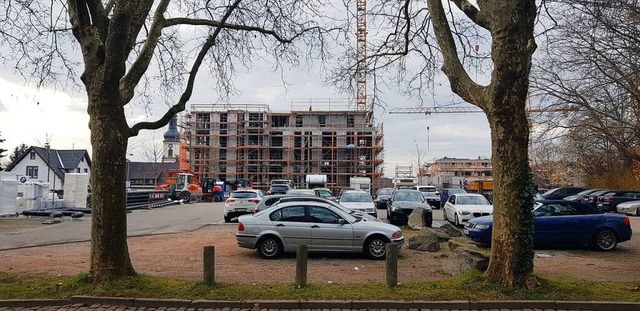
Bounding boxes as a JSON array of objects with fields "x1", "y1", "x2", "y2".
[{"x1": 450, "y1": 0, "x2": 490, "y2": 30}]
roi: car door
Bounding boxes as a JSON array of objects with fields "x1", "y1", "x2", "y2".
[
  {"x1": 445, "y1": 195, "x2": 456, "y2": 220},
  {"x1": 269, "y1": 206, "x2": 311, "y2": 248},
  {"x1": 533, "y1": 203, "x2": 581, "y2": 246},
  {"x1": 308, "y1": 205, "x2": 354, "y2": 251}
]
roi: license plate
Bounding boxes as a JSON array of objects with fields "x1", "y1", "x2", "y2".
[
  {"x1": 463, "y1": 229, "x2": 469, "y2": 235},
  {"x1": 234, "y1": 208, "x2": 247, "y2": 212}
]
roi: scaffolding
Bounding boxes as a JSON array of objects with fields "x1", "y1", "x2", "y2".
[{"x1": 182, "y1": 103, "x2": 384, "y2": 193}]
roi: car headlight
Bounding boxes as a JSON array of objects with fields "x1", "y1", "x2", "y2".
[
  {"x1": 391, "y1": 205, "x2": 399, "y2": 211},
  {"x1": 367, "y1": 208, "x2": 375, "y2": 213},
  {"x1": 459, "y1": 210, "x2": 471, "y2": 215},
  {"x1": 474, "y1": 224, "x2": 490, "y2": 229},
  {"x1": 391, "y1": 231, "x2": 403, "y2": 238}
]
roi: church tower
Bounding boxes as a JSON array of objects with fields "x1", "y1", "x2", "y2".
[{"x1": 162, "y1": 116, "x2": 180, "y2": 163}]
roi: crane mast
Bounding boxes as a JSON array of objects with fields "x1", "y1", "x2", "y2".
[{"x1": 356, "y1": 0, "x2": 368, "y2": 112}]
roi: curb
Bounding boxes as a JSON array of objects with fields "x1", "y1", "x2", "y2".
[{"x1": 1, "y1": 297, "x2": 639, "y2": 310}]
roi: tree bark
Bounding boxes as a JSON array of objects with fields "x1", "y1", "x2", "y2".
[{"x1": 88, "y1": 81, "x2": 136, "y2": 281}]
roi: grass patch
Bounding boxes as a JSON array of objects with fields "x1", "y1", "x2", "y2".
[{"x1": 0, "y1": 270, "x2": 639, "y2": 301}]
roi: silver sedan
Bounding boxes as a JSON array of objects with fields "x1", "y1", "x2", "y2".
[{"x1": 236, "y1": 201, "x2": 404, "y2": 259}]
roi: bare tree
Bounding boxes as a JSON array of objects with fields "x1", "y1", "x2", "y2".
[
  {"x1": 1, "y1": 0, "x2": 335, "y2": 282},
  {"x1": 531, "y1": 0, "x2": 640, "y2": 165},
  {"x1": 352, "y1": 0, "x2": 538, "y2": 286},
  {"x1": 140, "y1": 133, "x2": 166, "y2": 163},
  {"x1": 412, "y1": 137, "x2": 427, "y2": 183}
]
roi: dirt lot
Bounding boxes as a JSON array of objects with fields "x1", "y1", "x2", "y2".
[{"x1": 1, "y1": 220, "x2": 639, "y2": 284}]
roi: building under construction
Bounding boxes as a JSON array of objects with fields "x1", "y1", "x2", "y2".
[{"x1": 182, "y1": 101, "x2": 384, "y2": 193}]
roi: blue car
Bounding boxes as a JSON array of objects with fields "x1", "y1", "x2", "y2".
[{"x1": 464, "y1": 200, "x2": 633, "y2": 251}]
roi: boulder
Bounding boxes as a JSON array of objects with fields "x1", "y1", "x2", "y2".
[
  {"x1": 420, "y1": 227, "x2": 451, "y2": 242},
  {"x1": 435, "y1": 223, "x2": 462, "y2": 237},
  {"x1": 407, "y1": 230, "x2": 440, "y2": 252},
  {"x1": 407, "y1": 208, "x2": 429, "y2": 229},
  {"x1": 442, "y1": 238, "x2": 490, "y2": 275}
]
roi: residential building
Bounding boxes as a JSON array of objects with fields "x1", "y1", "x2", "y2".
[
  {"x1": 427, "y1": 156, "x2": 492, "y2": 188},
  {"x1": 5, "y1": 146, "x2": 91, "y2": 191},
  {"x1": 127, "y1": 161, "x2": 179, "y2": 189},
  {"x1": 182, "y1": 102, "x2": 384, "y2": 192}
]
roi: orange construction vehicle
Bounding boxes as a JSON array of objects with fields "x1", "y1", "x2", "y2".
[{"x1": 155, "y1": 169, "x2": 202, "y2": 202}]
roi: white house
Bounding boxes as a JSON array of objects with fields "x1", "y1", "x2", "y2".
[{"x1": 5, "y1": 146, "x2": 91, "y2": 191}]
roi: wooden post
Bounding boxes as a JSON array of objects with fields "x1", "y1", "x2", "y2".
[
  {"x1": 386, "y1": 243, "x2": 398, "y2": 288},
  {"x1": 203, "y1": 246, "x2": 215, "y2": 285},
  {"x1": 295, "y1": 245, "x2": 309, "y2": 287}
]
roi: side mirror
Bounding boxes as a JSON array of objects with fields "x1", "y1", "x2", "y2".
[{"x1": 338, "y1": 219, "x2": 346, "y2": 225}]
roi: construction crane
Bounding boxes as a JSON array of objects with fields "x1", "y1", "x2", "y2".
[
  {"x1": 388, "y1": 106, "x2": 575, "y2": 115},
  {"x1": 355, "y1": 0, "x2": 367, "y2": 112}
]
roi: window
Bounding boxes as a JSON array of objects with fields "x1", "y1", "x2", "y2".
[
  {"x1": 318, "y1": 115, "x2": 326, "y2": 127},
  {"x1": 168, "y1": 148, "x2": 173, "y2": 157},
  {"x1": 26, "y1": 166, "x2": 38, "y2": 178},
  {"x1": 270, "y1": 206, "x2": 306, "y2": 222},
  {"x1": 30, "y1": 152, "x2": 36, "y2": 160},
  {"x1": 309, "y1": 206, "x2": 341, "y2": 224},
  {"x1": 535, "y1": 204, "x2": 579, "y2": 216},
  {"x1": 84, "y1": 168, "x2": 88, "y2": 173},
  {"x1": 76, "y1": 168, "x2": 81, "y2": 173}
]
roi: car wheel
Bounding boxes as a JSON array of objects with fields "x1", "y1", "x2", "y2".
[
  {"x1": 364, "y1": 236, "x2": 388, "y2": 260},
  {"x1": 180, "y1": 192, "x2": 191, "y2": 202},
  {"x1": 257, "y1": 236, "x2": 283, "y2": 259},
  {"x1": 454, "y1": 214, "x2": 461, "y2": 227},
  {"x1": 593, "y1": 229, "x2": 617, "y2": 251},
  {"x1": 443, "y1": 209, "x2": 447, "y2": 221},
  {"x1": 224, "y1": 215, "x2": 231, "y2": 223}
]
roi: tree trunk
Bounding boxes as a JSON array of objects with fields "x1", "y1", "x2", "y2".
[
  {"x1": 483, "y1": 2, "x2": 537, "y2": 286},
  {"x1": 88, "y1": 84, "x2": 136, "y2": 281}
]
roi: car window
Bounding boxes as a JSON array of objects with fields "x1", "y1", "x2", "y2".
[
  {"x1": 341, "y1": 192, "x2": 372, "y2": 202},
  {"x1": 265, "y1": 197, "x2": 281, "y2": 206},
  {"x1": 449, "y1": 189, "x2": 466, "y2": 194},
  {"x1": 456, "y1": 196, "x2": 490, "y2": 205},
  {"x1": 534, "y1": 203, "x2": 579, "y2": 216},
  {"x1": 269, "y1": 206, "x2": 306, "y2": 222},
  {"x1": 377, "y1": 189, "x2": 393, "y2": 195},
  {"x1": 230, "y1": 192, "x2": 258, "y2": 198},
  {"x1": 448, "y1": 195, "x2": 456, "y2": 203},
  {"x1": 393, "y1": 191, "x2": 423, "y2": 201},
  {"x1": 308, "y1": 206, "x2": 342, "y2": 224}
]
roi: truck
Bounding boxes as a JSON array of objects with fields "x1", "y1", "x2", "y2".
[
  {"x1": 349, "y1": 177, "x2": 371, "y2": 194},
  {"x1": 305, "y1": 174, "x2": 327, "y2": 189},
  {"x1": 155, "y1": 169, "x2": 202, "y2": 202},
  {"x1": 466, "y1": 179, "x2": 493, "y2": 203}
]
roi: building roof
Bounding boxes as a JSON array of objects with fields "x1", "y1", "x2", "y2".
[
  {"x1": 163, "y1": 116, "x2": 180, "y2": 142},
  {"x1": 5, "y1": 146, "x2": 91, "y2": 182},
  {"x1": 128, "y1": 162, "x2": 179, "y2": 180}
]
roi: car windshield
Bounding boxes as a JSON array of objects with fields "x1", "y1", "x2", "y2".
[
  {"x1": 393, "y1": 192, "x2": 424, "y2": 201},
  {"x1": 576, "y1": 189, "x2": 596, "y2": 196},
  {"x1": 230, "y1": 191, "x2": 258, "y2": 198},
  {"x1": 377, "y1": 189, "x2": 393, "y2": 195},
  {"x1": 456, "y1": 196, "x2": 490, "y2": 205},
  {"x1": 341, "y1": 193, "x2": 372, "y2": 202},
  {"x1": 419, "y1": 187, "x2": 436, "y2": 192},
  {"x1": 288, "y1": 189, "x2": 316, "y2": 195},
  {"x1": 270, "y1": 185, "x2": 289, "y2": 190},
  {"x1": 448, "y1": 189, "x2": 466, "y2": 194},
  {"x1": 542, "y1": 188, "x2": 560, "y2": 196},
  {"x1": 316, "y1": 189, "x2": 331, "y2": 196}
]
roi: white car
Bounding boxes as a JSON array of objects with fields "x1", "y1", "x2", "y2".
[
  {"x1": 224, "y1": 189, "x2": 265, "y2": 222},
  {"x1": 617, "y1": 200, "x2": 640, "y2": 216},
  {"x1": 287, "y1": 189, "x2": 317, "y2": 196},
  {"x1": 443, "y1": 193, "x2": 493, "y2": 227},
  {"x1": 416, "y1": 185, "x2": 440, "y2": 209},
  {"x1": 339, "y1": 190, "x2": 377, "y2": 218}
]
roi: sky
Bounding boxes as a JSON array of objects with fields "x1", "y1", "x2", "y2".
[{"x1": 0, "y1": 3, "x2": 493, "y2": 178}]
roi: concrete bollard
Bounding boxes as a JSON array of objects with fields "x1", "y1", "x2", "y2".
[
  {"x1": 203, "y1": 246, "x2": 215, "y2": 285},
  {"x1": 386, "y1": 243, "x2": 398, "y2": 288},
  {"x1": 295, "y1": 245, "x2": 309, "y2": 287}
]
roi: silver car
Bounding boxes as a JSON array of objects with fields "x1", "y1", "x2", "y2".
[{"x1": 236, "y1": 201, "x2": 404, "y2": 259}]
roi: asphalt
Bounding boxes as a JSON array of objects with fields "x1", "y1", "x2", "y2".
[{"x1": 0, "y1": 297, "x2": 639, "y2": 311}]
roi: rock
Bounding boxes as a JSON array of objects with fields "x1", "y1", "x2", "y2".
[
  {"x1": 407, "y1": 208, "x2": 429, "y2": 229},
  {"x1": 407, "y1": 231, "x2": 440, "y2": 252},
  {"x1": 442, "y1": 238, "x2": 490, "y2": 275},
  {"x1": 436, "y1": 223, "x2": 462, "y2": 237},
  {"x1": 421, "y1": 227, "x2": 451, "y2": 242}
]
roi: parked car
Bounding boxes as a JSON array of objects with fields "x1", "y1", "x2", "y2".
[
  {"x1": 416, "y1": 186, "x2": 440, "y2": 209},
  {"x1": 287, "y1": 189, "x2": 317, "y2": 196},
  {"x1": 267, "y1": 184, "x2": 291, "y2": 195},
  {"x1": 339, "y1": 190, "x2": 377, "y2": 218},
  {"x1": 224, "y1": 189, "x2": 265, "y2": 222},
  {"x1": 337, "y1": 187, "x2": 355, "y2": 199},
  {"x1": 314, "y1": 187, "x2": 335, "y2": 200},
  {"x1": 236, "y1": 201, "x2": 404, "y2": 259},
  {"x1": 541, "y1": 187, "x2": 586, "y2": 200},
  {"x1": 563, "y1": 189, "x2": 604, "y2": 202},
  {"x1": 387, "y1": 189, "x2": 432, "y2": 226},
  {"x1": 439, "y1": 188, "x2": 467, "y2": 208},
  {"x1": 253, "y1": 194, "x2": 296, "y2": 214},
  {"x1": 443, "y1": 193, "x2": 493, "y2": 227},
  {"x1": 274, "y1": 196, "x2": 380, "y2": 222},
  {"x1": 617, "y1": 200, "x2": 640, "y2": 216},
  {"x1": 597, "y1": 191, "x2": 640, "y2": 212},
  {"x1": 374, "y1": 188, "x2": 394, "y2": 209},
  {"x1": 464, "y1": 200, "x2": 633, "y2": 251},
  {"x1": 582, "y1": 189, "x2": 615, "y2": 208}
]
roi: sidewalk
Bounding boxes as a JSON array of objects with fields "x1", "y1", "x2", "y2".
[{"x1": 1, "y1": 296, "x2": 639, "y2": 311}]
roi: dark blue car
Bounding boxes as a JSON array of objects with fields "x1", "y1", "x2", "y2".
[{"x1": 464, "y1": 200, "x2": 633, "y2": 251}]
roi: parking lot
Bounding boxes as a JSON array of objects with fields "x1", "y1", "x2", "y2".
[{"x1": 1, "y1": 202, "x2": 639, "y2": 284}]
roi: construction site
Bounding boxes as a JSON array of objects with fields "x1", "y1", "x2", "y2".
[{"x1": 181, "y1": 100, "x2": 384, "y2": 193}]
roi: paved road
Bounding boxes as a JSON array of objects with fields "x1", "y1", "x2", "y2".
[{"x1": 0, "y1": 202, "x2": 447, "y2": 250}]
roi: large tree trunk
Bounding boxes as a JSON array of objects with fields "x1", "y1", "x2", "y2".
[
  {"x1": 88, "y1": 84, "x2": 136, "y2": 281},
  {"x1": 483, "y1": 1, "x2": 537, "y2": 286}
]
